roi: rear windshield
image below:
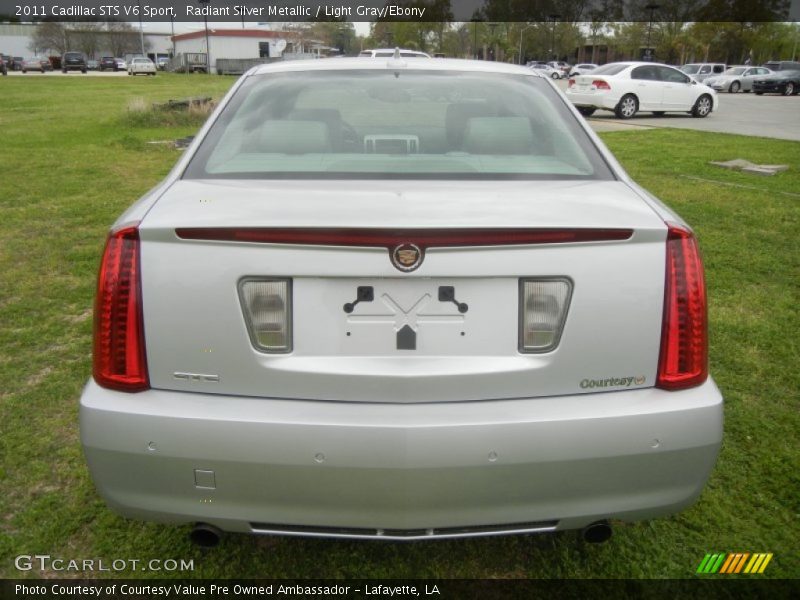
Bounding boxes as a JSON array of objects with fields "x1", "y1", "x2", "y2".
[
  {"x1": 183, "y1": 69, "x2": 613, "y2": 181},
  {"x1": 681, "y1": 65, "x2": 700, "y2": 74},
  {"x1": 724, "y1": 67, "x2": 746, "y2": 75},
  {"x1": 591, "y1": 63, "x2": 629, "y2": 76}
]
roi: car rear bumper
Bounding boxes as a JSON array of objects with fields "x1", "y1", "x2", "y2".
[
  {"x1": 80, "y1": 378, "x2": 723, "y2": 539},
  {"x1": 565, "y1": 91, "x2": 620, "y2": 111},
  {"x1": 752, "y1": 84, "x2": 785, "y2": 93}
]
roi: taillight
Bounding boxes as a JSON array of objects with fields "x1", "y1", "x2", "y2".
[
  {"x1": 657, "y1": 224, "x2": 708, "y2": 390},
  {"x1": 93, "y1": 225, "x2": 149, "y2": 392},
  {"x1": 568, "y1": 78, "x2": 575, "y2": 88},
  {"x1": 592, "y1": 79, "x2": 611, "y2": 90}
]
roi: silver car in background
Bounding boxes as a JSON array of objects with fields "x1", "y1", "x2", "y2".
[
  {"x1": 704, "y1": 66, "x2": 773, "y2": 93},
  {"x1": 81, "y1": 58, "x2": 723, "y2": 546}
]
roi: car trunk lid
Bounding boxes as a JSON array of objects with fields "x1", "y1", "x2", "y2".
[{"x1": 137, "y1": 179, "x2": 667, "y2": 403}]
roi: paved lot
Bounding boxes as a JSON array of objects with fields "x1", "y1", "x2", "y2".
[{"x1": 554, "y1": 79, "x2": 800, "y2": 141}]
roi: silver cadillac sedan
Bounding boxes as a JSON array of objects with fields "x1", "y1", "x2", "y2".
[{"x1": 81, "y1": 57, "x2": 723, "y2": 546}]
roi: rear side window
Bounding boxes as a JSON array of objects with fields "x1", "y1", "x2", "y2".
[
  {"x1": 658, "y1": 66, "x2": 690, "y2": 83},
  {"x1": 631, "y1": 66, "x2": 657, "y2": 80},
  {"x1": 184, "y1": 69, "x2": 614, "y2": 181}
]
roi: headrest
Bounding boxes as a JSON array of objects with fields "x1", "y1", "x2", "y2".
[
  {"x1": 255, "y1": 120, "x2": 332, "y2": 154},
  {"x1": 463, "y1": 117, "x2": 535, "y2": 155},
  {"x1": 445, "y1": 101, "x2": 493, "y2": 149}
]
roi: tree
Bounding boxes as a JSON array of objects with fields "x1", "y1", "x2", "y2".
[
  {"x1": 106, "y1": 21, "x2": 142, "y2": 58},
  {"x1": 30, "y1": 21, "x2": 70, "y2": 55},
  {"x1": 74, "y1": 23, "x2": 104, "y2": 59}
]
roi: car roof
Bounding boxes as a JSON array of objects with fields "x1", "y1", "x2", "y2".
[{"x1": 251, "y1": 57, "x2": 543, "y2": 77}]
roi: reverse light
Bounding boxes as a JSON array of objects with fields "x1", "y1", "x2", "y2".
[
  {"x1": 519, "y1": 279, "x2": 572, "y2": 353},
  {"x1": 592, "y1": 80, "x2": 611, "y2": 90},
  {"x1": 657, "y1": 224, "x2": 708, "y2": 390},
  {"x1": 239, "y1": 279, "x2": 292, "y2": 353},
  {"x1": 93, "y1": 225, "x2": 149, "y2": 392}
]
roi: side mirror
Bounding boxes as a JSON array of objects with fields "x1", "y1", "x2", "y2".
[{"x1": 690, "y1": 79, "x2": 697, "y2": 85}]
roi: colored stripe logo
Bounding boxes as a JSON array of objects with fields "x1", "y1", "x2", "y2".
[{"x1": 697, "y1": 553, "x2": 773, "y2": 574}]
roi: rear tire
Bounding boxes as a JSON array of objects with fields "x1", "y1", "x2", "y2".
[
  {"x1": 692, "y1": 94, "x2": 712, "y2": 118},
  {"x1": 577, "y1": 107, "x2": 596, "y2": 117},
  {"x1": 551, "y1": 72, "x2": 559, "y2": 79},
  {"x1": 614, "y1": 94, "x2": 638, "y2": 119},
  {"x1": 783, "y1": 82, "x2": 795, "y2": 96},
  {"x1": 755, "y1": 91, "x2": 763, "y2": 95},
  {"x1": 729, "y1": 81, "x2": 740, "y2": 93}
]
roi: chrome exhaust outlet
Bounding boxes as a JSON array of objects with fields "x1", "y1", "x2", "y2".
[
  {"x1": 582, "y1": 520, "x2": 612, "y2": 544},
  {"x1": 190, "y1": 523, "x2": 222, "y2": 548}
]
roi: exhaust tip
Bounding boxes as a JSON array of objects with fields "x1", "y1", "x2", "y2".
[
  {"x1": 582, "y1": 520, "x2": 612, "y2": 544},
  {"x1": 190, "y1": 523, "x2": 222, "y2": 548}
]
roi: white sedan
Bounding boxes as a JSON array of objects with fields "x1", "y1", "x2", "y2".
[
  {"x1": 128, "y1": 57, "x2": 156, "y2": 76},
  {"x1": 566, "y1": 62, "x2": 718, "y2": 119},
  {"x1": 81, "y1": 58, "x2": 722, "y2": 546},
  {"x1": 527, "y1": 61, "x2": 562, "y2": 79}
]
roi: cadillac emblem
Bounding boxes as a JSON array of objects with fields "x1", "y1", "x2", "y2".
[{"x1": 390, "y1": 243, "x2": 423, "y2": 272}]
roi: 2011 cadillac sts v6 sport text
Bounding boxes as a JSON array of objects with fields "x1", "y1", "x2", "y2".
[{"x1": 80, "y1": 57, "x2": 723, "y2": 545}]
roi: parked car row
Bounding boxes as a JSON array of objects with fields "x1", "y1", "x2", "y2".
[{"x1": 1, "y1": 52, "x2": 159, "y2": 77}]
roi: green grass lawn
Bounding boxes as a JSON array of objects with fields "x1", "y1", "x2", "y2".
[{"x1": 0, "y1": 74, "x2": 798, "y2": 580}]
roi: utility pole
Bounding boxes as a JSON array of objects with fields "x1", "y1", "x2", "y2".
[
  {"x1": 198, "y1": 0, "x2": 211, "y2": 74},
  {"x1": 137, "y1": 1, "x2": 145, "y2": 56},
  {"x1": 518, "y1": 23, "x2": 534, "y2": 65},
  {"x1": 549, "y1": 14, "x2": 561, "y2": 61},
  {"x1": 645, "y1": 4, "x2": 660, "y2": 61}
]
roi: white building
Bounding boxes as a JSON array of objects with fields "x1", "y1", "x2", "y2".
[
  {"x1": 172, "y1": 29, "x2": 297, "y2": 73},
  {"x1": 0, "y1": 22, "x2": 173, "y2": 61}
]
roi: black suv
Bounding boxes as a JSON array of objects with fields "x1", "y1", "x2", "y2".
[
  {"x1": 99, "y1": 56, "x2": 118, "y2": 71},
  {"x1": 62, "y1": 52, "x2": 88, "y2": 73}
]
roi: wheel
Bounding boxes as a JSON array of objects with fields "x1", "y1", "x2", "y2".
[
  {"x1": 755, "y1": 91, "x2": 763, "y2": 95},
  {"x1": 652, "y1": 111, "x2": 665, "y2": 116},
  {"x1": 614, "y1": 94, "x2": 638, "y2": 119},
  {"x1": 81, "y1": 68, "x2": 87, "y2": 74},
  {"x1": 692, "y1": 94, "x2": 712, "y2": 118},
  {"x1": 783, "y1": 82, "x2": 794, "y2": 96},
  {"x1": 22, "y1": 70, "x2": 25, "y2": 74},
  {"x1": 577, "y1": 107, "x2": 596, "y2": 117},
  {"x1": 729, "y1": 81, "x2": 740, "y2": 93},
  {"x1": 551, "y1": 72, "x2": 559, "y2": 79}
]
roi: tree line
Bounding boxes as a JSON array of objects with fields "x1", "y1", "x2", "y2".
[{"x1": 29, "y1": 22, "x2": 150, "y2": 58}]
